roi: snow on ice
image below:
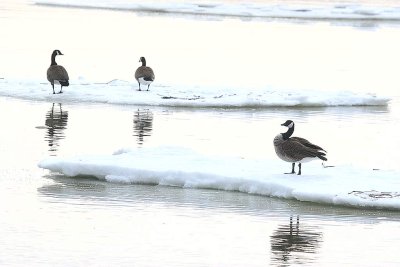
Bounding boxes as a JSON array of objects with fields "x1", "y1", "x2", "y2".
[{"x1": 0, "y1": 78, "x2": 390, "y2": 107}]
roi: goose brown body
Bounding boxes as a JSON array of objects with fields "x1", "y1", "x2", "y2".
[{"x1": 47, "y1": 65, "x2": 69, "y2": 84}]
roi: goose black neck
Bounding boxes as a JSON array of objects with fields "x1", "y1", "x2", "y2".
[
  {"x1": 282, "y1": 125, "x2": 294, "y2": 140},
  {"x1": 51, "y1": 53, "x2": 58, "y2": 66},
  {"x1": 141, "y1": 58, "x2": 146, "y2": 67}
]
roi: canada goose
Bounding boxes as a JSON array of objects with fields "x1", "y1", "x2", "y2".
[
  {"x1": 135, "y1": 57, "x2": 155, "y2": 91},
  {"x1": 273, "y1": 120, "x2": 327, "y2": 175},
  {"x1": 47, "y1": 50, "x2": 69, "y2": 94}
]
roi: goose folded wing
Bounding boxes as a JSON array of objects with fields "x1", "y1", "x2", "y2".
[
  {"x1": 142, "y1": 67, "x2": 155, "y2": 81},
  {"x1": 291, "y1": 137, "x2": 326, "y2": 152},
  {"x1": 135, "y1": 67, "x2": 155, "y2": 81},
  {"x1": 281, "y1": 140, "x2": 322, "y2": 160}
]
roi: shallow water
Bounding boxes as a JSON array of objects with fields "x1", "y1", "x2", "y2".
[{"x1": 1, "y1": 0, "x2": 400, "y2": 266}]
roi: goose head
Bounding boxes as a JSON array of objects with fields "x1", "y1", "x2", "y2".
[
  {"x1": 280, "y1": 120, "x2": 295, "y2": 140},
  {"x1": 52, "y1": 50, "x2": 64, "y2": 56},
  {"x1": 281, "y1": 120, "x2": 294, "y2": 128},
  {"x1": 139, "y1": 57, "x2": 146, "y2": 66},
  {"x1": 50, "y1": 50, "x2": 64, "y2": 66}
]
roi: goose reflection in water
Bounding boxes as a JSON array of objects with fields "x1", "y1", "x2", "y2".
[
  {"x1": 133, "y1": 109, "x2": 153, "y2": 145},
  {"x1": 45, "y1": 103, "x2": 68, "y2": 154},
  {"x1": 270, "y1": 215, "x2": 323, "y2": 266}
]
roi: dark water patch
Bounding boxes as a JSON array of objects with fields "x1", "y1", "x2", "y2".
[
  {"x1": 133, "y1": 108, "x2": 153, "y2": 145},
  {"x1": 43, "y1": 103, "x2": 68, "y2": 155}
]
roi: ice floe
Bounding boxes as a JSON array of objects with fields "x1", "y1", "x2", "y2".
[
  {"x1": 0, "y1": 78, "x2": 390, "y2": 107},
  {"x1": 39, "y1": 146, "x2": 400, "y2": 210}
]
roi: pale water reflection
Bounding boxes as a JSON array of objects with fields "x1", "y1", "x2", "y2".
[{"x1": 34, "y1": 174, "x2": 400, "y2": 266}]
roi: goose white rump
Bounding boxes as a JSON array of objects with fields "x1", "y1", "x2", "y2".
[{"x1": 137, "y1": 77, "x2": 152, "y2": 86}]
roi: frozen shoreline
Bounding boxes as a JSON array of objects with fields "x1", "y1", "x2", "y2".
[{"x1": 35, "y1": 0, "x2": 400, "y2": 21}]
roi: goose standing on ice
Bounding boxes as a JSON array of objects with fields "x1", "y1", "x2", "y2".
[
  {"x1": 273, "y1": 120, "x2": 327, "y2": 175},
  {"x1": 135, "y1": 57, "x2": 155, "y2": 91},
  {"x1": 47, "y1": 50, "x2": 69, "y2": 94}
]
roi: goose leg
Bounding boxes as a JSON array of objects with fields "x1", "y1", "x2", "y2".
[
  {"x1": 138, "y1": 82, "x2": 141, "y2": 91},
  {"x1": 52, "y1": 83, "x2": 55, "y2": 94},
  {"x1": 59, "y1": 86, "x2": 63, "y2": 94},
  {"x1": 297, "y1": 163, "x2": 302, "y2": 175},
  {"x1": 147, "y1": 84, "x2": 150, "y2": 91},
  {"x1": 285, "y1": 163, "x2": 296, "y2": 174}
]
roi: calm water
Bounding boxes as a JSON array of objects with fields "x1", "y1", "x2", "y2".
[{"x1": 1, "y1": 0, "x2": 400, "y2": 266}]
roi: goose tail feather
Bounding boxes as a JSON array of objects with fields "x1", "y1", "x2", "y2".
[
  {"x1": 60, "y1": 80, "x2": 69, "y2": 86},
  {"x1": 317, "y1": 153, "x2": 327, "y2": 161}
]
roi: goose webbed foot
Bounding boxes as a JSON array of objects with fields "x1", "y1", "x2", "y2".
[
  {"x1": 285, "y1": 163, "x2": 296, "y2": 174},
  {"x1": 322, "y1": 162, "x2": 335, "y2": 168}
]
